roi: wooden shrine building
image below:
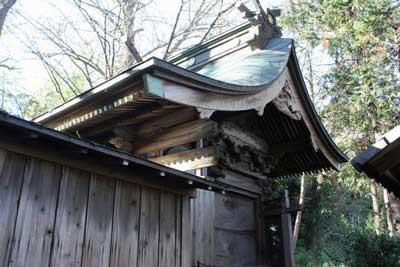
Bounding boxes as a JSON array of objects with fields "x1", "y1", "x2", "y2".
[
  {"x1": 353, "y1": 125, "x2": 400, "y2": 197},
  {"x1": 0, "y1": 4, "x2": 347, "y2": 267}
]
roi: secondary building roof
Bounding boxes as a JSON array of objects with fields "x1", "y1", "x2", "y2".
[{"x1": 352, "y1": 126, "x2": 400, "y2": 197}]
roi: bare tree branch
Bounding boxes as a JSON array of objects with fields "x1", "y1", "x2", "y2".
[
  {"x1": 164, "y1": 0, "x2": 185, "y2": 59},
  {"x1": 0, "y1": 0, "x2": 16, "y2": 36},
  {"x1": 199, "y1": 1, "x2": 237, "y2": 43}
]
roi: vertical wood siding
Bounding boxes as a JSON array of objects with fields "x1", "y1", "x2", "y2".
[
  {"x1": 0, "y1": 148, "x2": 190, "y2": 267},
  {"x1": 190, "y1": 190, "x2": 215, "y2": 266},
  {"x1": 191, "y1": 189, "x2": 258, "y2": 266},
  {"x1": 214, "y1": 193, "x2": 257, "y2": 266}
]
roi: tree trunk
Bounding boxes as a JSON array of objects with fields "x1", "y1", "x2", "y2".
[
  {"x1": 383, "y1": 188, "x2": 395, "y2": 237},
  {"x1": 371, "y1": 180, "x2": 382, "y2": 235},
  {"x1": 0, "y1": 0, "x2": 17, "y2": 37},
  {"x1": 120, "y1": 0, "x2": 143, "y2": 67},
  {"x1": 369, "y1": 103, "x2": 382, "y2": 235},
  {"x1": 304, "y1": 174, "x2": 322, "y2": 248},
  {"x1": 389, "y1": 193, "x2": 400, "y2": 236},
  {"x1": 293, "y1": 173, "x2": 306, "y2": 250}
]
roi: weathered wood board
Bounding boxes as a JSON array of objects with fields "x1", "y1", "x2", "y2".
[
  {"x1": 215, "y1": 229, "x2": 257, "y2": 266},
  {"x1": 81, "y1": 174, "x2": 115, "y2": 267},
  {"x1": 10, "y1": 159, "x2": 61, "y2": 267},
  {"x1": 181, "y1": 195, "x2": 191, "y2": 267},
  {"x1": 190, "y1": 188, "x2": 259, "y2": 266},
  {"x1": 138, "y1": 187, "x2": 161, "y2": 267},
  {"x1": 110, "y1": 181, "x2": 141, "y2": 267},
  {"x1": 51, "y1": 167, "x2": 90, "y2": 267},
  {"x1": 214, "y1": 193, "x2": 257, "y2": 266},
  {"x1": 0, "y1": 148, "x2": 191, "y2": 267},
  {"x1": 191, "y1": 189, "x2": 215, "y2": 266},
  {"x1": 159, "y1": 192, "x2": 177, "y2": 267},
  {"x1": 0, "y1": 149, "x2": 26, "y2": 266}
]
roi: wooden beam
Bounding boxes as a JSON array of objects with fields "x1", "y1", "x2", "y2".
[
  {"x1": 220, "y1": 121, "x2": 268, "y2": 152},
  {"x1": 80, "y1": 102, "x2": 164, "y2": 137},
  {"x1": 281, "y1": 190, "x2": 296, "y2": 267},
  {"x1": 110, "y1": 107, "x2": 198, "y2": 143},
  {"x1": 133, "y1": 119, "x2": 218, "y2": 155},
  {"x1": 135, "y1": 107, "x2": 198, "y2": 137},
  {"x1": 263, "y1": 204, "x2": 304, "y2": 217},
  {"x1": 150, "y1": 147, "x2": 218, "y2": 171}
]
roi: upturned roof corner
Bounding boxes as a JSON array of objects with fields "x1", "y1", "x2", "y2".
[{"x1": 237, "y1": 1, "x2": 282, "y2": 49}]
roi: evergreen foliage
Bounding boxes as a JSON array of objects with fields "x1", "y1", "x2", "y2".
[{"x1": 281, "y1": 0, "x2": 400, "y2": 265}]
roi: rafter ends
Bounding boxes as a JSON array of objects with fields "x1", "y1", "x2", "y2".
[
  {"x1": 272, "y1": 81, "x2": 302, "y2": 120},
  {"x1": 54, "y1": 92, "x2": 139, "y2": 131},
  {"x1": 196, "y1": 107, "x2": 215, "y2": 119}
]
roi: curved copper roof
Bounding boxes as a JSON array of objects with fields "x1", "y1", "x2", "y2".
[{"x1": 196, "y1": 38, "x2": 292, "y2": 87}]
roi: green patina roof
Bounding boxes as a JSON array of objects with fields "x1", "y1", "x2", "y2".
[{"x1": 196, "y1": 38, "x2": 292, "y2": 87}]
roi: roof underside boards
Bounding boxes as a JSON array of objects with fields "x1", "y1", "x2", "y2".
[
  {"x1": 31, "y1": 19, "x2": 347, "y2": 177},
  {"x1": 352, "y1": 126, "x2": 400, "y2": 197},
  {"x1": 259, "y1": 104, "x2": 333, "y2": 177}
]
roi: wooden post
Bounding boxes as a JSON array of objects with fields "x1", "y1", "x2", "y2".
[
  {"x1": 293, "y1": 174, "x2": 306, "y2": 250},
  {"x1": 384, "y1": 188, "x2": 395, "y2": 237},
  {"x1": 281, "y1": 190, "x2": 296, "y2": 267},
  {"x1": 371, "y1": 180, "x2": 382, "y2": 235},
  {"x1": 196, "y1": 139, "x2": 204, "y2": 177}
]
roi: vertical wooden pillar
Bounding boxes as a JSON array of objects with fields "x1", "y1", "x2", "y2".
[
  {"x1": 281, "y1": 190, "x2": 296, "y2": 267},
  {"x1": 196, "y1": 139, "x2": 205, "y2": 177}
]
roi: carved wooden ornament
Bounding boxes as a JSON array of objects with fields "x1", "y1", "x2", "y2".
[{"x1": 272, "y1": 81, "x2": 302, "y2": 120}]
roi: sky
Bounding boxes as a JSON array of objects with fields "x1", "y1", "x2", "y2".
[{"x1": 0, "y1": 0, "x2": 289, "y2": 98}]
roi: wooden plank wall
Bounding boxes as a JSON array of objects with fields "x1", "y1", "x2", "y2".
[
  {"x1": 191, "y1": 189, "x2": 258, "y2": 266},
  {"x1": 214, "y1": 193, "x2": 257, "y2": 266},
  {"x1": 0, "y1": 147, "x2": 190, "y2": 267},
  {"x1": 191, "y1": 190, "x2": 215, "y2": 266}
]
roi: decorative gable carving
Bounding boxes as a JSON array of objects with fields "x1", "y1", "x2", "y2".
[{"x1": 272, "y1": 81, "x2": 302, "y2": 120}]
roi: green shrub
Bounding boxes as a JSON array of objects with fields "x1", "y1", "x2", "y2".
[{"x1": 345, "y1": 229, "x2": 400, "y2": 267}]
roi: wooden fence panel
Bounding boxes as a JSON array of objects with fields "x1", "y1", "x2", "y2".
[
  {"x1": 174, "y1": 196, "x2": 182, "y2": 267},
  {"x1": 159, "y1": 192, "x2": 177, "y2": 267},
  {"x1": 138, "y1": 187, "x2": 160, "y2": 267},
  {"x1": 181, "y1": 195, "x2": 191, "y2": 267},
  {"x1": 110, "y1": 181, "x2": 141, "y2": 267},
  {"x1": 81, "y1": 174, "x2": 115, "y2": 267},
  {"x1": 191, "y1": 189, "x2": 215, "y2": 266},
  {"x1": 50, "y1": 167, "x2": 90, "y2": 267},
  {"x1": 9, "y1": 159, "x2": 61, "y2": 267},
  {"x1": 0, "y1": 149, "x2": 193, "y2": 267},
  {"x1": 0, "y1": 149, "x2": 26, "y2": 266}
]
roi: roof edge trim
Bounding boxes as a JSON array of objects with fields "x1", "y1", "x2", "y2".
[{"x1": 287, "y1": 43, "x2": 348, "y2": 165}]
